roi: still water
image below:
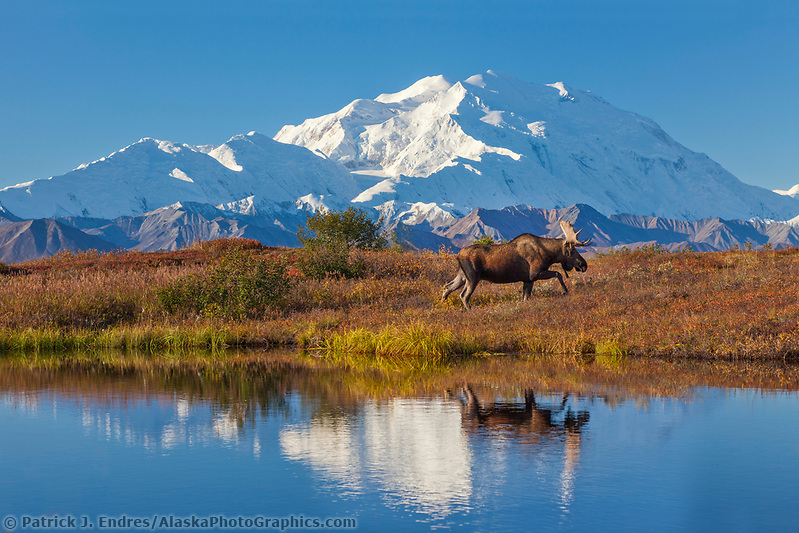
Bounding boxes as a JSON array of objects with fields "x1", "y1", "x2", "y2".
[{"x1": 1, "y1": 353, "x2": 798, "y2": 532}]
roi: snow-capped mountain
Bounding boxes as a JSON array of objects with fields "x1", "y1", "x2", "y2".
[
  {"x1": 775, "y1": 184, "x2": 799, "y2": 199},
  {"x1": 277, "y1": 70, "x2": 799, "y2": 222},
  {"x1": 0, "y1": 132, "x2": 359, "y2": 220},
  {"x1": 1, "y1": 70, "x2": 798, "y2": 263}
]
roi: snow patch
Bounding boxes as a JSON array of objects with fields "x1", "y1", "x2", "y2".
[
  {"x1": 296, "y1": 194, "x2": 329, "y2": 213},
  {"x1": 463, "y1": 164, "x2": 481, "y2": 175},
  {"x1": 352, "y1": 169, "x2": 391, "y2": 178},
  {"x1": 353, "y1": 177, "x2": 403, "y2": 203},
  {"x1": 207, "y1": 144, "x2": 243, "y2": 171},
  {"x1": 480, "y1": 110, "x2": 505, "y2": 126},
  {"x1": 546, "y1": 82, "x2": 575, "y2": 101},
  {"x1": 527, "y1": 121, "x2": 547, "y2": 138},
  {"x1": 159, "y1": 201, "x2": 185, "y2": 211},
  {"x1": 218, "y1": 196, "x2": 257, "y2": 216},
  {"x1": 375, "y1": 75, "x2": 452, "y2": 107},
  {"x1": 169, "y1": 168, "x2": 194, "y2": 183},
  {"x1": 486, "y1": 146, "x2": 522, "y2": 161},
  {"x1": 192, "y1": 144, "x2": 218, "y2": 154},
  {"x1": 464, "y1": 74, "x2": 487, "y2": 88},
  {"x1": 1, "y1": 180, "x2": 35, "y2": 191},
  {"x1": 375, "y1": 200, "x2": 459, "y2": 229},
  {"x1": 157, "y1": 140, "x2": 184, "y2": 154}
]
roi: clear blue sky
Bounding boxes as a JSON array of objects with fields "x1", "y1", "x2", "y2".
[{"x1": 2, "y1": 0, "x2": 797, "y2": 191}]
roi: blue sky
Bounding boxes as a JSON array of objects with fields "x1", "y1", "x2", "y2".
[{"x1": 1, "y1": 0, "x2": 797, "y2": 191}]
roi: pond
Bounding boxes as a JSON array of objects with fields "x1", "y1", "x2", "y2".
[{"x1": 1, "y1": 352, "x2": 798, "y2": 532}]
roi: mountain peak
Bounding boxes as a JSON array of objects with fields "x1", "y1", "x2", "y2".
[
  {"x1": 775, "y1": 184, "x2": 799, "y2": 199},
  {"x1": 276, "y1": 70, "x2": 799, "y2": 222},
  {"x1": 464, "y1": 69, "x2": 512, "y2": 86},
  {"x1": 375, "y1": 75, "x2": 452, "y2": 108}
]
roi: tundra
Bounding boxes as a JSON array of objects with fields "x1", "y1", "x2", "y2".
[{"x1": 442, "y1": 221, "x2": 592, "y2": 309}]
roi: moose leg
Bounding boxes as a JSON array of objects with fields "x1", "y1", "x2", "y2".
[
  {"x1": 534, "y1": 270, "x2": 568, "y2": 294},
  {"x1": 442, "y1": 271, "x2": 466, "y2": 300},
  {"x1": 459, "y1": 278, "x2": 479, "y2": 309},
  {"x1": 457, "y1": 260, "x2": 481, "y2": 309},
  {"x1": 522, "y1": 282, "x2": 533, "y2": 301}
]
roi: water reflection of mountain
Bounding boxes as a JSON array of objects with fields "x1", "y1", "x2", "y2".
[
  {"x1": 7, "y1": 352, "x2": 747, "y2": 522},
  {"x1": 279, "y1": 387, "x2": 591, "y2": 519},
  {"x1": 0, "y1": 356, "x2": 299, "y2": 455},
  {"x1": 0, "y1": 356, "x2": 600, "y2": 519},
  {"x1": 5, "y1": 354, "x2": 799, "y2": 530},
  {"x1": 281, "y1": 398, "x2": 473, "y2": 517}
]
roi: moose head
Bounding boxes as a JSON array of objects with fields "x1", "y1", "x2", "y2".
[{"x1": 559, "y1": 221, "x2": 592, "y2": 274}]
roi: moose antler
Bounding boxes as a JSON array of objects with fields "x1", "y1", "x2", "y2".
[{"x1": 559, "y1": 220, "x2": 593, "y2": 247}]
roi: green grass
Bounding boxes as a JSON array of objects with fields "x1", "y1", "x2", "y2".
[{"x1": 0, "y1": 325, "x2": 258, "y2": 354}]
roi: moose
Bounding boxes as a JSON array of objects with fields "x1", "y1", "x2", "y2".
[{"x1": 442, "y1": 221, "x2": 592, "y2": 309}]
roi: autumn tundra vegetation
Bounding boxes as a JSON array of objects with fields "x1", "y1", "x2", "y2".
[{"x1": 0, "y1": 207, "x2": 798, "y2": 362}]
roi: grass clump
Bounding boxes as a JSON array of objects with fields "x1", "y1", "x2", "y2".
[
  {"x1": 313, "y1": 323, "x2": 491, "y2": 371},
  {"x1": 596, "y1": 338, "x2": 629, "y2": 357},
  {"x1": 0, "y1": 325, "x2": 249, "y2": 354}
]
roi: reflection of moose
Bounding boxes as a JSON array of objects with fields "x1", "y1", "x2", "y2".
[
  {"x1": 452, "y1": 386, "x2": 589, "y2": 441},
  {"x1": 450, "y1": 385, "x2": 589, "y2": 509}
]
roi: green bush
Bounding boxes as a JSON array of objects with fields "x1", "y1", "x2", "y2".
[
  {"x1": 297, "y1": 207, "x2": 387, "y2": 250},
  {"x1": 295, "y1": 207, "x2": 386, "y2": 279},
  {"x1": 472, "y1": 235, "x2": 496, "y2": 245},
  {"x1": 294, "y1": 242, "x2": 364, "y2": 280},
  {"x1": 157, "y1": 250, "x2": 291, "y2": 318}
]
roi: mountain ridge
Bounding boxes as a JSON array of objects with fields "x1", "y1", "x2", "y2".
[
  {"x1": 1, "y1": 70, "x2": 798, "y2": 262},
  {"x1": 0, "y1": 201, "x2": 797, "y2": 264},
  {"x1": 0, "y1": 132, "x2": 360, "y2": 221}
]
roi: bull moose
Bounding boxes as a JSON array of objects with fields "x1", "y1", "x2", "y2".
[{"x1": 442, "y1": 221, "x2": 592, "y2": 309}]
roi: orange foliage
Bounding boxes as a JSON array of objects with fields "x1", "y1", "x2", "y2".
[{"x1": 1, "y1": 239, "x2": 799, "y2": 360}]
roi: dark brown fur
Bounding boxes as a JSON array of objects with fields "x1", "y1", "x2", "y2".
[{"x1": 442, "y1": 221, "x2": 591, "y2": 309}]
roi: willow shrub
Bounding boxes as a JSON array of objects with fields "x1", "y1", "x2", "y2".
[
  {"x1": 294, "y1": 207, "x2": 387, "y2": 280},
  {"x1": 157, "y1": 250, "x2": 291, "y2": 319},
  {"x1": 296, "y1": 206, "x2": 387, "y2": 250},
  {"x1": 294, "y1": 242, "x2": 366, "y2": 280}
]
